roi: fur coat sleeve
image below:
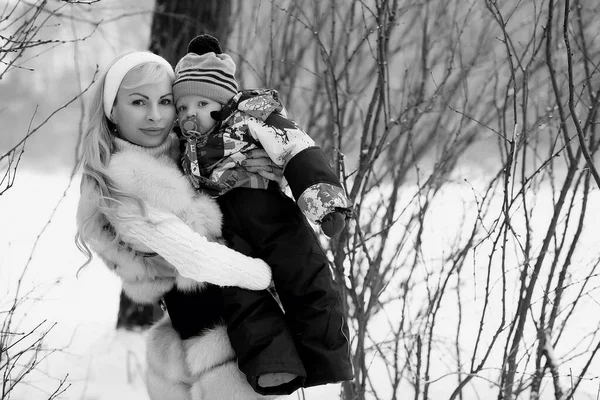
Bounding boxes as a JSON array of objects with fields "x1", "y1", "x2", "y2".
[
  {"x1": 76, "y1": 181, "x2": 177, "y2": 304},
  {"x1": 106, "y1": 149, "x2": 272, "y2": 291},
  {"x1": 109, "y1": 203, "x2": 272, "y2": 290}
]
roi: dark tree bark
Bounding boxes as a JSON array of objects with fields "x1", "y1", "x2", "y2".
[
  {"x1": 150, "y1": 0, "x2": 233, "y2": 65},
  {"x1": 116, "y1": 0, "x2": 232, "y2": 330}
]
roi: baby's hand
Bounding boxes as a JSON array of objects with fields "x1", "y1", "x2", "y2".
[{"x1": 320, "y1": 211, "x2": 346, "y2": 238}]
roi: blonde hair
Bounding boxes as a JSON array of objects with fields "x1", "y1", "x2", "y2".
[{"x1": 75, "y1": 54, "x2": 175, "y2": 270}]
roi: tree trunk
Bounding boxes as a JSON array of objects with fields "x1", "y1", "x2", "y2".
[
  {"x1": 150, "y1": 0, "x2": 232, "y2": 65},
  {"x1": 116, "y1": 0, "x2": 232, "y2": 330}
]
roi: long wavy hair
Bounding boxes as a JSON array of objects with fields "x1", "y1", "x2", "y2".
[{"x1": 75, "y1": 55, "x2": 175, "y2": 269}]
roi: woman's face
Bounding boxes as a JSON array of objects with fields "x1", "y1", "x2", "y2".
[{"x1": 110, "y1": 69, "x2": 175, "y2": 148}]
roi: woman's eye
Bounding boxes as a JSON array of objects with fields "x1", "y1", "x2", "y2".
[
  {"x1": 132, "y1": 99, "x2": 145, "y2": 106},
  {"x1": 160, "y1": 98, "x2": 173, "y2": 105}
]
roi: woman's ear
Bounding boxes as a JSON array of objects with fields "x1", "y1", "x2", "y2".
[{"x1": 106, "y1": 118, "x2": 118, "y2": 133}]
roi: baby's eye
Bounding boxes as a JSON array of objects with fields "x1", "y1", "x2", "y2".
[
  {"x1": 198, "y1": 101, "x2": 208, "y2": 107},
  {"x1": 177, "y1": 105, "x2": 187, "y2": 112}
]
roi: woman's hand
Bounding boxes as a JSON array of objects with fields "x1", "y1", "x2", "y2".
[{"x1": 241, "y1": 149, "x2": 284, "y2": 184}]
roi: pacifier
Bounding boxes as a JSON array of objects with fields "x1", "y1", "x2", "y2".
[{"x1": 181, "y1": 117, "x2": 200, "y2": 138}]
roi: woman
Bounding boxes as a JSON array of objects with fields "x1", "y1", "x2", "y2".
[{"x1": 75, "y1": 51, "x2": 281, "y2": 399}]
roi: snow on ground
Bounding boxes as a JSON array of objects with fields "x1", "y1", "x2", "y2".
[
  {"x1": 3, "y1": 169, "x2": 600, "y2": 400},
  {"x1": 0, "y1": 170, "x2": 340, "y2": 400}
]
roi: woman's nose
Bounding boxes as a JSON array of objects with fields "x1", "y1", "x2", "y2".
[{"x1": 147, "y1": 104, "x2": 161, "y2": 121}]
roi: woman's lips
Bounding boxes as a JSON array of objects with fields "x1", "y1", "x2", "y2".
[{"x1": 140, "y1": 127, "x2": 165, "y2": 135}]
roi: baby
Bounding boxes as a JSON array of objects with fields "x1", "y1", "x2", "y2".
[{"x1": 172, "y1": 34, "x2": 354, "y2": 395}]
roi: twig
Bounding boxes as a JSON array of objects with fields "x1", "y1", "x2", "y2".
[{"x1": 563, "y1": 0, "x2": 600, "y2": 189}]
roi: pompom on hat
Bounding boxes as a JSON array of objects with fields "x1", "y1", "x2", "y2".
[
  {"x1": 103, "y1": 51, "x2": 175, "y2": 119},
  {"x1": 172, "y1": 34, "x2": 238, "y2": 105}
]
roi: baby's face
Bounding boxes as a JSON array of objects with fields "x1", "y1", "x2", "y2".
[{"x1": 176, "y1": 94, "x2": 222, "y2": 135}]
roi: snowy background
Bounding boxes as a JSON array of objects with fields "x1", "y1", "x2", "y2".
[
  {"x1": 3, "y1": 170, "x2": 599, "y2": 400},
  {"x1": 3, "y1": 1, "x2": 600, "y2": 399},
  {"x1": 1, "y1": 171, "x2": 343, "y2": 399},
  {"x1": 0, "y1": 2, "x2": 343, "y2": 398}
]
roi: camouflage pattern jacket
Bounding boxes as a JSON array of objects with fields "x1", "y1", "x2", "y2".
[{"x1": 181, "y1": 89, "x2": 352, "y2": 225}]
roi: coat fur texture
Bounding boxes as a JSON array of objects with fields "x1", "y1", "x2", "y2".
[
  {"x1": 77, "y1": 138, "x2": 224, "y2": 303},
  {"x1": 77, "y1": 137, "x2": 274, "y2": 399},
  {"x1": 146, "y1": 315, "x2": 276, "y2": 400},
  {"x1": 107, "y1": 148, "x2": 223, "y2": 294}
]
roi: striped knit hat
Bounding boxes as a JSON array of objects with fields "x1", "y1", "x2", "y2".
[{"x1": 173, "y1": 34, "x2": 238, "y2": 105}]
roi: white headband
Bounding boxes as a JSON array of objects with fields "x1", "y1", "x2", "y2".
[{"x1": 103, "y1": 52, "x2": 175, "y2": 118}]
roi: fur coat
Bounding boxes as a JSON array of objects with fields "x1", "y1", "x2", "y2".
[
  {"x1": 76, "y1": 134, "x2": 275, "y2": 399},
  {"x1": 146, "y1": 314, "x2": 274, "y2": 400}
]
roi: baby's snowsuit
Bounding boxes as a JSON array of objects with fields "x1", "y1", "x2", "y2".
[{"x1": 179, "y1": 89, "x2": 354, "y2": 394}]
